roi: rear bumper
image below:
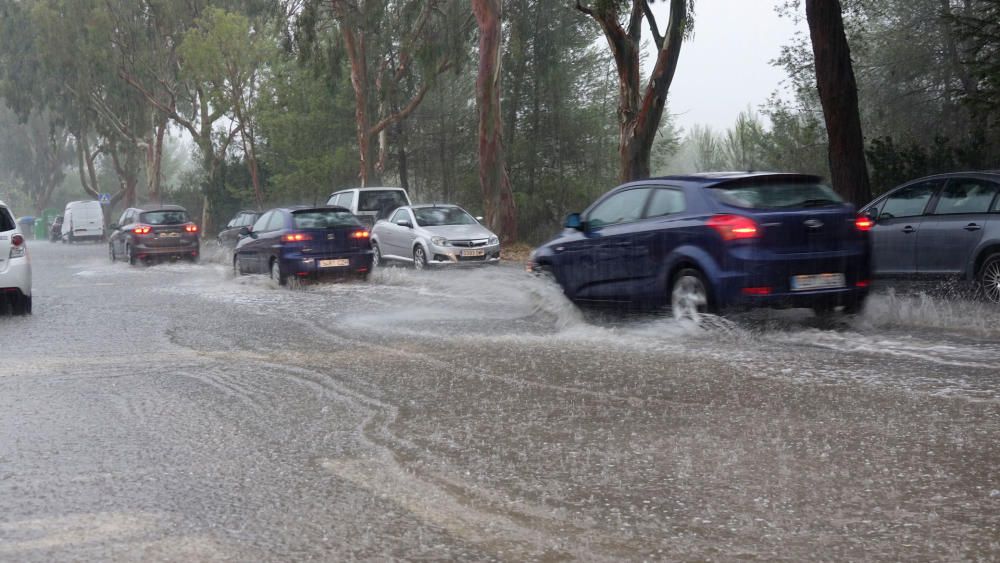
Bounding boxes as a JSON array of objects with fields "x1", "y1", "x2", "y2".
[
  {"x1": 134, "y1": 242, "x2": 200, "y2": 258},
  {"x1": 714, "y1": 247, "x2": 870, "y2": 309},
  {"x1": 0, "y1": 256, "x2": 31, "y2": 296},
  {"x1": 280, "y1": 249, "x2": 374, "y2": 277}
]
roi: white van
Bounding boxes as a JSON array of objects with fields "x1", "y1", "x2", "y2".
[
  {"x1": 326, "y1": 187, "x2": 411, "y2": 228},
  {"x1": 61, "y1": 200, "x2": 105, "y2": 242}
]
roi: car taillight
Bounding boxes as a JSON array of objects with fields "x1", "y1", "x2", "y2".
[
  {"x1": 282, "y1": 233, "x2": 312, "y2": 242},
  {"x1": 350, "y1": 230, "x2": 370, "y2": 239},
  {"x1": 855, "y1": 215, "x2": 874, "y2": 231},
  {"x1": 133, "y1": 225, "x2": 152, "y2": 235},
  {"x1": 706, "y1": 214, "x2": 759, "y2": 241},
  {"x1": 9, "y1": 234, "x2": 25, "y2": 258},
  {"x1": 184, "y1": 223, "x2": 199, "y2": 233}
]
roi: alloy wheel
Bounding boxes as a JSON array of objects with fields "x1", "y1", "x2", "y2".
[
  {"x1": 413, "y1": 246, "x2": 426, "y2": 270},
  {"x1": 982, "y1": 257, "x2": 1000, "y2": 304},
  {"x1": 372, "y1": 243, "x2": 381, "y2": 268}
]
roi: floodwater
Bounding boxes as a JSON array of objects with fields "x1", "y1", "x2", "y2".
[{"x1": 1, "y1": 241, "x2": 997, "y2": 561}]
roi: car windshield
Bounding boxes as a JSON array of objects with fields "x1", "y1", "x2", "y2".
[
  {"x1": 292, "y1": 209, "x2": 362, "y2": 229},
  {"x1": 708, "y1": 181, "x2": 844, "y2": 209},
  {"x1": 140, "y1": 210, "x2": 190, "y2": 225},
  {"x1": 357, "y1": 190, "x2": 407, "y2": 212},
  {"x1": 413, "y1": 207, "x2": 477, "y2": 227}
]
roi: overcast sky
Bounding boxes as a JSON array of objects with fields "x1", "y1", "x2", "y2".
[{"x1": 646, "y1": 0, "x2": 808, "y2": 134}]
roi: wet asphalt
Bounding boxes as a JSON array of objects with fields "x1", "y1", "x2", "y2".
[{"x1": 1, "y1": 240, "x2": 998, "y2": 561}]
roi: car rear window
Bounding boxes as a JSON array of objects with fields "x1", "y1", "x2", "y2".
[
  {"x1": 707, "y1": 181, "x2": 844, "y2": 209},
  {"x1": 414, "y1": 207, "x2": 477, "y2": 227},
  {"x1": 292, "y1": 209, "x2": 362, "y2": 229},
  {"x1": 0, "y1": 208, "x2": 14, "y2": 232},
  {"x1": 357, "y1": 190, "x2": 407, "y2": 212},
  {"x1": 141, "y1": 210, "x2": 190, "y2": 225}
]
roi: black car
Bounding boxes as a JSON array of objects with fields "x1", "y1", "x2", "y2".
[
  {"x1": 860, "y1": 171, "x2": 1000, "y2": 303},
  {"x1": 233, "y1": 206, "x2": 373, "y2": 285},
  {"x1": 109, "y1": 205, "x2": 200, "y2": 265},
  {"x1": 217, "y1": 210, "x2": 261, "y2": 249}
]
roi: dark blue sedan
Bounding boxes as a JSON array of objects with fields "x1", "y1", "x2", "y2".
[
  {"x1": 233, "y1": 206, "x2": 374, "y2": 285},
  {"x1": 529, "y1": 172, "x2": 872, "y2": 319}
]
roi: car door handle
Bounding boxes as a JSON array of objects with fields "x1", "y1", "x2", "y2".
[
  {"x1": 901, "y1": 226, "x2": 916, "y2": 234},
  {"x1": 964, "y1": 223, "x2": 982, "y2": 231}
]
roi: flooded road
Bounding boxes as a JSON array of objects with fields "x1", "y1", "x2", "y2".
[{"x1": 2, "y1": 241, "x2": 998, "y2": 560}]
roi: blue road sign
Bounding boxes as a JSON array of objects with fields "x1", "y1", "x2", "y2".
[{"x1": 99, "y1": 193, "x2": 111, "y2": 205}]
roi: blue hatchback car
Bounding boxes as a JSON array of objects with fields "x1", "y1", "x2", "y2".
[
  {"x1": 234, "y1": 206, "x2": 374, "y2": 285},
  {"x1": 529, "y1": 172, "x2": 872, "y2": 318}
]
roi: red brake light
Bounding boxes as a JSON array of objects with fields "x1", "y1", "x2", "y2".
[
  {"x1": 133, "y1": 225, "x2": 152, "y2": 235},
  {"x1": 184, "y1": 223, "x2": 199, "y2": 233},
  {"x1": 11, "y1": 234, "x2": 24, "y2": 246},
  {"x1": 741, "y1": 286, "x2": 773, "y2": 296},
  {"x1": 855, "y1": 215, "x2": 874, "y2": 231},
  {"x1": 706, "y1": 214, "x2": 759, "y2": 241},
  {"x1": 350, "y1": 230, "x2": 370, "y2": 239},
  {"x1": 281, "y1": 233, "x2": 312, "y2": 242}
]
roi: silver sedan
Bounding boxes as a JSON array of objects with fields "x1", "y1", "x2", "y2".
[{"x1": 370, "y1": 205, "x2": 501, "y2": 269}]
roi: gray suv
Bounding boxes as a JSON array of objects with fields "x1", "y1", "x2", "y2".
[{"x1": 860, "y1": 171, "x2": 1000, "y2": 302}]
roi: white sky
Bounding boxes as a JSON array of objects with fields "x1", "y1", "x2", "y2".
[{"x1": 647, "y1": 0, "x2": 808, "y2": 133}]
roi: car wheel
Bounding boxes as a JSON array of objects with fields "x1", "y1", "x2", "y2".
[
  {"x1": 979, "y1": 253, "x2": 1000, "y2": 304},
  {"x1": 233, "y1": 255, "x2": 244, "y2": 277},
  {"x1": 270, "y1": 259, "x2": 287, "y2": 286},
  {"x1": 413, "y1": 245, "x2": 427, "y2": 270},
  {"x1": 372, "y1": 242, "x2": 382, "y2": 268},
  {"x1": 126, "y1": 244, "x2": 137, "y2": 266},
  {"x1": 671, "y1": 268, "x2": 712, "y2": 322},
  {"x1": 10, "y1": 293, "x2": 29, "y2": 316},
  {"x1": 108, "y1": 243, "x2": 116, "y2": 263}
]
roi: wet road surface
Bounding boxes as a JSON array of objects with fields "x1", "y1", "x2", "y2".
[{"x1": 1, "y1": 241, "x2": 998, "y2": 561}]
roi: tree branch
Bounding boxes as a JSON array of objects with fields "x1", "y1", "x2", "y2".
[
  {"x1": 627, "y1": 0, "x2": 644, "y2": 42},
  {"x1": 642, "y1": 0, "x2": 664, "y2": 50},
  {"x1": 368, "y1": 61, "x2": 454, "y2": 137}
]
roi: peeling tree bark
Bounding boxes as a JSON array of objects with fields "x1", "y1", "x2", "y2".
[
  {"x1": 805, "y1": 0, "x2": 872, "y2": 206},
  {"x1": 473, "y1": 0, "x2": 517, "y2": 243}
]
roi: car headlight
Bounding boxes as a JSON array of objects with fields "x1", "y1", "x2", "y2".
[
  {"x1": 431, "y1": 236, "x2": 449, "y2": 246},
  {"x1": 488, "y1": 235, "x2": 499, "y2": 246}
]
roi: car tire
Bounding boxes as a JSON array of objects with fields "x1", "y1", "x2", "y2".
[
  {"x1": 10, "y1": 293, "x2": 30, "y2": 316},
  {"x1": 413, "y1": 245, "x2": 427, "y2": 270},
  {"x1": 978, "y1": 253, "x2": 1000, "y2": 304},
  {"x1": 126, "y1": 244, "x2": 137, "y2": 266},
  {"x1": 109, "y1": 243, "x2": 116, "y2": 263},
  {"x1": 372, "y1": 242, "x2": 382, "y2": 268},
  {"x1": 270, "y1": 258, "x2": 287, "y2": 286},
  {"x1": 670, "y1": 268, "x2": 713, "y2": 322}
]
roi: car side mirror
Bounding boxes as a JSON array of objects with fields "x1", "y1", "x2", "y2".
[
  {"x1": 109, "y1": 223, "x2": 119, "y2": 231},
  {"x1": 564, "y1": 213, "x2": 584, "y2": 231},
  {"x1": 398, "y1": 220, "x2": 413, "y2": 229}
]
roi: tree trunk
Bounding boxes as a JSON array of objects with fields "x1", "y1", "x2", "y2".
[
  {"x1": 805, "y1": 0, "x2": 872, "y2": 206},
  {"x1": 341, "y1": 26, "x2": 374, "y2": 187},
  {"x1": 146, "y1": 115, "x2": 167, "y2": 203},
  {"x1": 473, "y1": 0, "x2": 517, "y2": 243}
]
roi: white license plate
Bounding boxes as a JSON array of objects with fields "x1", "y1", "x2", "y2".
[
  {"x1": 319, "y1": 259, "x2": 350, "y2": 268},
  {"x1": 159, "y1": 232, "x2": 180, "y2": 238},
  {"x1": 791, "y1": 273, "x2": 845, "y2": 291},
  {"x1": 461, "y1": 249, "x2": 485, "y2": 257}
]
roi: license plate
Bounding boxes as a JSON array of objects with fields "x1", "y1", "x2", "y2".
[
  {"x1": 319, "y1": 259, "x2": 350, "y2": 268},
  {"x1": 461, "y1": 249, "x2": 485, "y2": 257},
  {"x1": 791, "y1": 273, "x2": 845, "y2": 291},
  {"x1": 159, "y1": 232, "x2": 180, "y2": 238}
]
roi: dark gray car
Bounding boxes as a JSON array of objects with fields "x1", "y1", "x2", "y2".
[
  {"x1": 217, "y1": 210, "x2": 261, "y2": 249},
  {"x1": 860, "y1": 171, "x2": 1000, "y2": 302}
]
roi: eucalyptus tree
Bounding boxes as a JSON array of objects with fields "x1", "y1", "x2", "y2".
[
  {"x1": 575, "y1": 0, "x2": 692, "y2": 182},
  {"x1": 294, "y1": 0, "x2": 471, "y2": 187}
]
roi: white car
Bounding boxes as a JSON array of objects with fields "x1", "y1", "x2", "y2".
[
  {"x1": 370, "y1": 204, "x2": 500, "y2": 268},
  {"x1": 0, "y1": 200, "x2": 32, "y2": 315}
]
